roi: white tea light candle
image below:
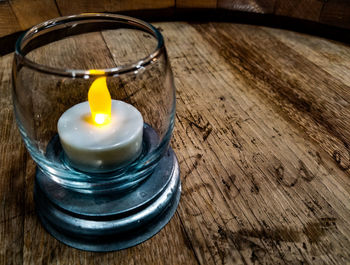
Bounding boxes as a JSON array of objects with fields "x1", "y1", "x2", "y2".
[{"x1": 57, "y1": 77, "x2": 143, "y2": 172}]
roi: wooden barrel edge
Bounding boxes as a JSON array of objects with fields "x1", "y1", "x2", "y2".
[{"x1": 2, "y1": 8, "x2": 350, "y2": 56}]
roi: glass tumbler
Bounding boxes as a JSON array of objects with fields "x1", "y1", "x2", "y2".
[{"x1": 12, "y1": 13, "x2": 181, "y2": 251}]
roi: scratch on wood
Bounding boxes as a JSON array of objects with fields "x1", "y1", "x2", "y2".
[
  {"x1": 273, "y1": 127, "x2": 282, "y2": 136},
  {"x1": 299, "y1": 160, "x2": 316, "y2": 182},
  {"x1": 304, "y1": 218, "x2": 337, "y2": 243},
  {"x1": 213, "y1": 240, "x2": 228, "y2": 264},
  {"x1": 316, "y1": 151, "x2": 322, "y2": 165},
  {"x1": 182, "y1": 183, "x2": 215, "y2": 216},
  {"x1": 182, "y1": 115, "x2": 213, "y2": 142},
  {"x1": 238, "y1": 226, "x2": 301, "y2": 242},
  {"x1": 202, "y1": 126, "x2": 212, "y2": 141},
  {"x1": 235, "y1": 120, "x2": 242, "y2": 129},
  {"x1": 308, "y1": 150, "x2": 323, "y2": 166},
  {"x1": 221, "y1": 179, "x2": 230, "y2": 190},
  {"x1": 221, "y1": 174, "x2": 241, "y2": 199},
  {"x1": 230, "y1": 128, "x2": 243, "y2": 150},
  {"x1": 180, "y1": 153, "x2": 203, "y2": 180},
  {"x1": 274, "y1": 160, "x2": 316, "y2": 187},
  {"x1": 332, "y1": 150, "x2": 350, "y2": 171},
  {"x1": 214, "y1": 217, "x2": 336, "y2": 257},
  {"x1": 252, "y1": 152, "x2": 264, "y2": 163},
  {"x1": 0, "y1": 214, "x2": 23, "y2": 225},
  {"x1": 0, "y1": 210, "x2": 34, "y2": 225},
  {"x1": 216, "y1": 225, "x2": 267, "y2": 255},
  {"x1": 250, "y1": 177, "x2": 260, "y2": 194},
  {"x1": 182, "y1": 182, "x2": 214, "y2": 198},
  {"x1": 251, "y1": 137, "x2": 257, "y2": 145}
]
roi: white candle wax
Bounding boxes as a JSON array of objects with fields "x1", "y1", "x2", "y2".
[{"x1": 57, "y1": 100, "x2": 143, "y2": 172}]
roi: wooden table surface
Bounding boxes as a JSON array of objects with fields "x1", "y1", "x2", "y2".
[{"x1": 1, "y1": 21, "x2": 350, "y2": 265}]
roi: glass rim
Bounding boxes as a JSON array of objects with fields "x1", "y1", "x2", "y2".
[{"x1": 14, "y1": 13, "x2": 165, "y2": 78}]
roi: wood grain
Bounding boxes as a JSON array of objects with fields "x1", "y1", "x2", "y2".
[
  {"x1": 9, "y1": 0, "x2": 60, "y2": 30},
  {"x1": 274, "y1": 0, "x2": 324, "y2": 21},
  {"x1": 163, "y1": 22, "x2": 350, "y2": 264},
  {"x1": 0, "y1": 2, "x2": 21, "y2": 37},
  {"x1": 55, "y1": 0, "x2": 175, "y2": 16},
  {"x1": 0, "y1": 54, "x2": 26, "y2": 265},
  {"x1": 2, "y1": 0, "x2": 350, "y2": 40},
  {"x1": 176, "y1": 0, "x2": 217, "y2": 9},
  {"x1": 1, "y1": 21, "x2": 350, "y2": 264},
  {"x1": 320, "y1": 0, "x2": 350, "y2": 29},
  {"x1": 217, "y1": 0, "x2": 276, "y2": 13}
]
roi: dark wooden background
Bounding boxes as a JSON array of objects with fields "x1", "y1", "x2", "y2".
[{"x1": 1, "y1": 0, "x2": 350, "y2": 38}]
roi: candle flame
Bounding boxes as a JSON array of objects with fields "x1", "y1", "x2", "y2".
[{"x1": 88, "y1": 73, "x2": 111, "y2": 125}]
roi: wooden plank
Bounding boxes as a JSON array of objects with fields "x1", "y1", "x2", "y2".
[
  {"x1": 0, "y1": 54, "x2": 26, "y2": 265},
  {"x1": 0, "y1": 2, "x2": 21, "y2": 37},
  {"x1": 9, "y1": 0, "x2": 60, "y2": 30},
  {"x1": 217, "y1": 0, "x2": 275, "y2": 13},
  {"x1": 160, "y1": 21, "x2": 350, "y2": 264},
  {"x1": 56, "y1": 0, "x2": 175, "y2": 16},
  {"x1": 263, "y1": 27, "x2": 350, "y2": 89},
  {"x1": 274, "y1": 0, "x2": 324, "y2": 21},
  {"x1": 176, "y1": 0, "x2": 217, "y2": 9},
  {"x1": 194, "y1": 22, "x2": 350, "y2": 175},
  {"x1": 320, "y1": 0, "x2": 350, "y2": 29}
]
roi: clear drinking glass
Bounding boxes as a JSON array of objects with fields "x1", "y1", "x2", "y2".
[{"x1": 12, "y1": 13, "x2": 176, "y2": 193}]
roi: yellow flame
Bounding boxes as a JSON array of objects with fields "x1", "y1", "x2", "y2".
[{"x1": 88, "y1": 74, "x2": 111, "y2": 126}]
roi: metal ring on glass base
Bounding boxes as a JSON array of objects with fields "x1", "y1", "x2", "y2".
[{"x1": 34, "y1": 126, "x2": 181, "y2": 252}]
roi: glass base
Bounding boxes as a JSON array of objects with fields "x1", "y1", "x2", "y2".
[{"x1": 34, "y1": 148, "x2": 181, "y2": 252}]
